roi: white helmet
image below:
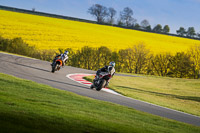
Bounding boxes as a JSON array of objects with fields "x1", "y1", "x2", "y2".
[
  {"x1": 64, "y1": 51, "x2": 69, "y2": 55},
  {"x1": 109, "y1": 61, "x2": 115, "y2": 67}
]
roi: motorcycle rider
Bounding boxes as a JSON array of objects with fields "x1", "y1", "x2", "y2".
[
  {"x1": 94, "y1": 61, "x2": 116, "y2": 87},
  {"x1": 51, "y1": 50, "x2": 69, "y2": 67}
]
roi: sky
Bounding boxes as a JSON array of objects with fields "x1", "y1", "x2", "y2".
[{"x1": 0, "y1": 0, "x2": 200, "y2": 34}]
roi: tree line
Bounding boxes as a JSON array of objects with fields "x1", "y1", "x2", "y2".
[
  {"x1": 0, "y1": 36, "x2": 199, "y2": 79},
  {"x1": 63, "y1": 44, "x2": 200, "y2": 79},
  {"x1": 88, "y1": 4, "x2": 200, "y2": 39}
]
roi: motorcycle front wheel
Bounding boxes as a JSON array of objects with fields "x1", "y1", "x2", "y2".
[
  {"x1": 51, "y1": 63, "x2": 57, "y2": 73},
  {"x1": 96, "y1": 79, "x2": 106, "y2": 91}
]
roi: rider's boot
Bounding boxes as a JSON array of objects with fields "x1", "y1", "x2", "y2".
[{"x1": 62, "y1": 61, "x2": 65, "y2": 67}]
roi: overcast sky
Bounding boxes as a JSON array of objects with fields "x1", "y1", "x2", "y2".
[{"x1": 0, "y1": 0, "x2": 200, "y2": 34}]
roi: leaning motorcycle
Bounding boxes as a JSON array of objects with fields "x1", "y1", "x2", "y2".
[
  {"x1": 90, "y1": 72, "x2": 112, "y2": 91},
  {"x1": 51, "y1": 57, "x2": 63, "y2": 73}
]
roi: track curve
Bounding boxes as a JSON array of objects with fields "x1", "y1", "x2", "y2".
[
  {"x1": 67, "y1": 73, "x2": 121, "y2": 95},
  {"x1": 0, "y1": 52, "x2": 200, "y2": 126}
]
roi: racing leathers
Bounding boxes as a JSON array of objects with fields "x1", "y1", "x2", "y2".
[
  {"x1": 96, "y1": 65, "x2": 115, "y2": 86},
  {"x1": 52, "y1": 53, "x2": 68, "y2": 66}
]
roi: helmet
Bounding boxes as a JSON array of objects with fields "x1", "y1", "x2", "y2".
[
  {"x1": 109, "y1": 61, "x2": 115, "y2": 67},
  {"x1": 64, "y1": 51, "x2": 69, "y2": 55}
]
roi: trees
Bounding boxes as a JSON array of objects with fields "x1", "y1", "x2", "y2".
[
  {"x1": 123, "y1": 48, "x2": 135, "y2": 73},
  {"x1": 197, "y1": 32, "x2": 200, "y2": 39},
  {"x1": 87, "y1": 3, "x2": 200, "y2": 38},
  {"x1": 79, "y1": 46, "x2": 95, "y2": 70},
  {"x1": 140, "y1": 19, "x2": 150, "y2": 30},
  {"x1": 163, "y1": 25, "x2": 170, "y2": 33},
  {"x1": 176, "y1": 27, "x2": 186, "y2": 36},
  {"x1": 188, "y1": 45, "x2": 200, "y2": 78},
  {"x1": 186, "y1": 27, "x2": 196, "y2": 38},
  {"x1": 32, "y1": 8, "x2": 35, "y2": 12},
  {"x1": 111, "y1": 51, "x2": 120, "y2": 71},
  {"x1": 117, "y1": 44, "x2": 149, "y2": 73},
  {"x1": 107, "y1": 7, "x2": 117, "y2": 25},
  {"x1": 134, "y1": 23, "x2": 140, "y2": 29},
  {"x1": 118, "y1": 49, "x2": 128, "y2": 72},
  {"x1": 168, "y1": 52, "x2": 192, "y2": 78},
  {"x1": 177, "y1": 27, "x2": 198, "y2": 38},
  {"x1": 95, "y1": 46, "x2": 112, "y2": 68},
  {"x1": 151, "y1": 53, "x2": 171, "y2": 76},
  {"x1": 120, "y1": 7, "x2": 136, "y2": 27},
  {"x1": 117, "y1": 19, "x2": 123, "y2": 26},
  {"x1": 153, "y1": 24, "x2": 162, "y2": 33},
  {"x1": 145, "y1": 25, "x2": 152, "y2": 31},
  {"x1": 88, "y1": 4, "x2": 117, "y2": 25},
  {"x1": 132, "y1": 44, "x2": 149, "y2": 74},
  {"x1": 88, "y1": 4, "x2": 108, "y2": 23}
]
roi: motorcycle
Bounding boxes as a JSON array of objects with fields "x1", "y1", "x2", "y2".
[
  {"x1": 90, "y1": 72, "x2": 112, "y2": 91},
  {"x1": 51, "y1": 56, "x2": 63, "y2": 73}
]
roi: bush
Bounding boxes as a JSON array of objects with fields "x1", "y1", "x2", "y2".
[
  {"x1": 0, "y1": 37, "x2": 36, "y2": 56},
  {"x1": 168, "y1": 52, "x2": 193, "y2": 78},
  {"x1": 0, "y1": 36, "x2": 56, "y2": 62}
]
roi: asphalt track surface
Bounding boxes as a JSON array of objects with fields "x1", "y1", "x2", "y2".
[{"x1": 0, "y1": 52, "x2": 200, "y2": 127}]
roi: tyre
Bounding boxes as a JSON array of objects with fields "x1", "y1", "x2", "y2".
[
  {"x1": 51, "y1": 63, "x2": 57, "y2": 73},
  {"x1": 90, "y1": 84, "x2": 94, "y2": 89},
  {"x1": 96, "y1": 79, "x2": 106, "y2": 91},
  {"x1": 51, "y1": 66, "x2": 55, "y2": 73}
]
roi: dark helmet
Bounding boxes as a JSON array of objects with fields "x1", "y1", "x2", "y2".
[{"x1": 109, "y1": 61, "x2": 115, "y2": 67}]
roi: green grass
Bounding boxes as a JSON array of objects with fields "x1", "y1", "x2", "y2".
[
  {"x1": 0, "y1": 73, "x2": 200, "y2": 133},
  {"x1": 85, "y1": 74, "x2": 200, "y2": 117}
]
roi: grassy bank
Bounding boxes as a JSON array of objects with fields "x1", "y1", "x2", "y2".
[
  {"x1": 0, "y1": 73, "x2": 200, "y2": 133},
  {"x1": 85, "y1": 74, "x2": 200, "y2": 116}
]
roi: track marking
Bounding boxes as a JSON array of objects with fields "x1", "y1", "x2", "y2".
[{"x1": 66, "y1": 73, "x2": 121, "y2": 95}]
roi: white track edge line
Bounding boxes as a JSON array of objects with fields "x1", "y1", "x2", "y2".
[{"x1": 66, "y1": 73, "x2": 121, "y2": 95}]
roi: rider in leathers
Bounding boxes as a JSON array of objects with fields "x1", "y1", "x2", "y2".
[
  {"x1": 94, "y1": 61, "x2": 115, "y2": 87},
  {"x1": 51, "y1": 51, "x2": 69, "y2": 66}
]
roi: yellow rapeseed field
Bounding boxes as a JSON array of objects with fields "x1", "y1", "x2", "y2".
[{"x1": 0, "y1": 10, "x2": 199, "y2": 53}]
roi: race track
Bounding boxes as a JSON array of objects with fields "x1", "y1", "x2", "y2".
[{"x1": 0, "y1": 52, "x2": 200, "y2": 126}]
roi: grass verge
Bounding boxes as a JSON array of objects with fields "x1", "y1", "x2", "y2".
[
  {"x1": 0, "y1": 73, "x2": 200, "y2": 133},
  {"x1": 85, "y1": 74, "x2": 200, "y2": 117}
]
